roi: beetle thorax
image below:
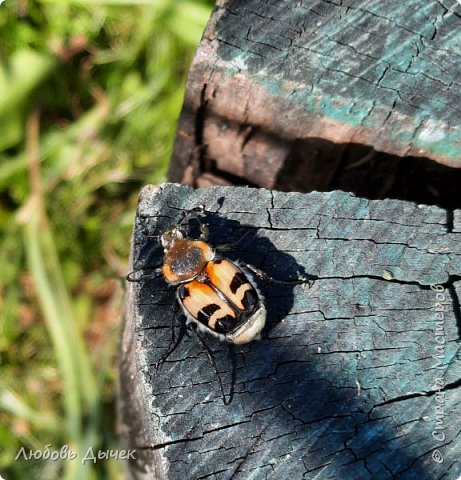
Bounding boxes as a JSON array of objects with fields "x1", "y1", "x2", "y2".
[{"x1": 162, "y1": 236, "x2": 214, "y2": 284}]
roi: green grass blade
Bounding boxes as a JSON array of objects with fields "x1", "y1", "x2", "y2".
[{"x1": 22, "y1": 208, "x2": 82, "y2": 441}]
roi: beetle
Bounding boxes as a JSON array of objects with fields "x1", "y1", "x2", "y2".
[
  {"x1": 159, "y1": 224, "x2": 266, "y2": 345},
  {"x1": 127, "y1": 206, "x2": 312, "y2": 403}
]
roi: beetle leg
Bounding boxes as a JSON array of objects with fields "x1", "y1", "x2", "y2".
[
  {"x1": 177, "y1": 205, "x2": 209, "y2": 241},
  {"x1": 155, "y1": 300, "x2": 182, "y2": 370},
  {"x1": 198, "y1": 223, "x2": 209, "y2": 241},
  {"x1": 189, "y1": 324, "x2": 230, "y2": 405},
  {"x1": 242, "y1": 262, "x2": 317, "y2": 286},
  {"x1": 215, "y1": 229, "x2": 255, "y2": 252},
  {"x1": 126, "y1": 267, "x2": 162, "y2": 282}
]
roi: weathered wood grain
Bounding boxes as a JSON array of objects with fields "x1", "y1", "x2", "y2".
[
  {"x1": 120, "y1": 183, "x2": 461, "y2": 480},
  {"x1": 170, "y1": 0, "x2": 461, "y2": 192}
]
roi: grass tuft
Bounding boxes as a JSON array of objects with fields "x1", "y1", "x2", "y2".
[{"x1": 0, "y1": 1, "x2": 214, "y2": 478}]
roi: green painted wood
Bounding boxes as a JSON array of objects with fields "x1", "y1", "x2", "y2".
[
  {"x1": 170, "y1": 0, "x2": 461, "y2": 188},
  {"x1": 120, "y1": 183, "x2": 461, "y2": 480}
]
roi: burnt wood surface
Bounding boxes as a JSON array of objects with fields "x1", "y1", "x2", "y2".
[
  {"x1": 120, "y1": 183, "x2": 461, "y2": 480},
  {"x1": 169, "y1": 0, "x2": 461, "y2": 198}
]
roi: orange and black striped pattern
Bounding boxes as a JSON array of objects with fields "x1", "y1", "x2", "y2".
[{"x1": 179, "y1": 259, "x2": 259, "y2": 335}]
